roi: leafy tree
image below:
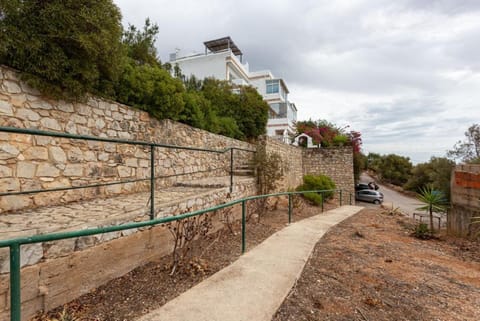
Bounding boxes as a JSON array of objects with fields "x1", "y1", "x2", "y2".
[
  {"x1": 122, "y1": 18, "x2": 160, "y2": 66},
  {"x1": 416, "y1": 186, "x2": 447, "y2": 233},
  {"x1": 353, "y1": 152, "x2": 367, "y2": 183},
  {"x1": 296, "y1": 119, "x2": 341, "y2": 147},
  {"x1": 114, "y1": 19, "x2": 186, "y2": 120},
  {"x1": 376, "y1": 154, "x2": 413, "y2": 186},
  {"x1": 0, "y1": 0, "x2": 124, "y2": 99},
  {"x1": 404, "y1": 157, "x2": 454, "y2": 201},
  {"x1": 114, "y1": 60, "x2": 185, "y2": 120},
  {"x1": 195, "y1": 78, "x2": 268, "y2": 140},
  {"x1": 366, "y1": 152, "x2": 383, "y2": 172},
  {"x1": 235, "y1": 86, "x2": 269, "y2": 139},
  {"x1": 447, "y1": 124, "x2": 480, "y2": 163}
]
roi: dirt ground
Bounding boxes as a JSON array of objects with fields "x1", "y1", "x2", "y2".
[
  {"x1": 273, "y1": 208, "x2": 480, "y2": 321},
  {"x1": 32, "y1": 204, "x2": 480, "y2": 321},
  {"x1": 31, "y1": 197, "x2": 326, "y2": 321}
]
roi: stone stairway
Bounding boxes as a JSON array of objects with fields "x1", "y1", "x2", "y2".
[
  {"x1": 0, "y1": 175, "x2": 256, "y2": 273},
  {"x1": 233, "y1": 160, "x2": 256, "y2": 177}
]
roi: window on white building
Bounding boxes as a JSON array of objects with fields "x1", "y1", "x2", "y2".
[{"x1": 266, "y1": 80, "x2": 279, "y2": 94}]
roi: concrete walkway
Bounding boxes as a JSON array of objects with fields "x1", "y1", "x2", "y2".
[{"x1": 137, "y1": 205, "x2": 363, "y2": 321}]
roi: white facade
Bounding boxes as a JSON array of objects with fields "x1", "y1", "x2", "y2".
[
  {"x1": 171, "y1": 50, "x2": 251, "y2": 85},
  {"x1": 170, "y1": 38, "x2": 298, "y2": 142}
]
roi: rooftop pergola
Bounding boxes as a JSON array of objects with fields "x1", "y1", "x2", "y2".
[{"x1": 204, "y1": 37, "x2": 243, "y2": 61}]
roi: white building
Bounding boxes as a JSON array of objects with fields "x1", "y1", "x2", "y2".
[{"x1": 170, "y1": 37, "x2": 297, "y2": 142}]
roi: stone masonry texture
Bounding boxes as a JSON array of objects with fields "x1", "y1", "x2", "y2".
[
  {"x1": 0, "y1": 65, "x2": 254, "y2": 214},
  {"x1": 0, "y1": 65, "x2": 354, "y2": 320}
]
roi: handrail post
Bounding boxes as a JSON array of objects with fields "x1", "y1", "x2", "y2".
[
  {"x1": 288, "y1": 194, "x2": 292, "y2": 224},
  {"x1": 349, "y1": 192, "x2": 352, "y2": 205},
  {"x1": 229, "y1": 148, "x2": 234, "y2": 193},
  {"x1": 241, "y1": 200, "x2": 246, "y2": 253},
  {"x1": 321, "y1": 192, "x2": 324, "y2": 212},
  {"x1": 10, "y1": 243, "x2": 21, "y2": 321},
  {"x1": 150, "y1": 145, "x2": 155, "y2": 220},
  {"x1": 339, "y1": 190, "x2": 343, "y2": 206}
]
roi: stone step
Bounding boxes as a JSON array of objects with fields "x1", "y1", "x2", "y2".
[
  {"x1": 233, "y1": 169, "x2": 255, "y2": 176},
  {"x1": 0, "y1": 175, "x2": 256, "y2": 273}
]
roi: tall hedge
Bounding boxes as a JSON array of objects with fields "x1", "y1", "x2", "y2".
[{"x1": 0, "y1": 0, "x2": 124, "y2": 99}]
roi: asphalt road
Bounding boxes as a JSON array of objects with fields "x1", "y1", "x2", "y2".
[{"x1": 357, "y1": 173, "x2": 419, "y2": 216}]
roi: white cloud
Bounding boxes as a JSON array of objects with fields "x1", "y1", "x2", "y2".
[{"x1": 114, "y1": 0, "x2": 480, "y2": 163}]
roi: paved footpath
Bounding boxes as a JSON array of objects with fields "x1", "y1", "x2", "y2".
[{"x1": 137, "y1": 205, "x2": 363, "y2": 321}]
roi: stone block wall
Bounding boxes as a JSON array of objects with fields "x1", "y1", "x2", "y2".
[
  {"x1": 0, "y1": 65, "x2": 254, "y2": 213},
  {"x1": 302, "y1": 147, "x2": 355, "y2": 197},
  {"x1": 0, "y1": 64, "x2": 355, "y2": 320},
  {"x1": 448, "y1": 164, "x2": 480, "y2": 237},
  {"x1": 261, "y1": 136, "x2": 303, "y2": 191},
  {"x1": 261, "y1": 136, "x2": 354, "y2": 197}
]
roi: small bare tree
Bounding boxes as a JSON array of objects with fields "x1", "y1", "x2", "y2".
[
  {"x1": 252, "y1": 149, "x2": 283, "y2": 219},
  {"x1": 166, "y1": 212, "x2": 213, "y2": 275},
  {"x1": 218, "y1": 206, "x2": 237, "y2": 234}
]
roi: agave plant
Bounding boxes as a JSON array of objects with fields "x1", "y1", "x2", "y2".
[{"x1": 416, "y1": 185, "x2": 447, "y2": 233}]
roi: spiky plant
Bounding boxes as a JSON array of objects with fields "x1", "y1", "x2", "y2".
[{"x1": 416, "y1": 185, "x2": 447, "y2": 233}]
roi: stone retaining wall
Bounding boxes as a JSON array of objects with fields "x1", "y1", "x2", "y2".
[
  {"x1": 261, "y1": 136, "x2": 303, "y2": 191},
  {"x1": 302, "y1": 147, "x2": 355, "y2": 197},
  {"x1": 0, "y1": 65, "x2": 254, "y2": 214},
  {"x1": 0, "y1": 65, "x2": 355, "y2": 320},
  {"x1": 261, "y1": 136, "x2": 354, "y2": 197},
  {"x1": 448, "y1": 164, "x2": 480, "y2": 237},
  {"x1": 0, "y1": 179, "x2": 255, "y2": 321}
]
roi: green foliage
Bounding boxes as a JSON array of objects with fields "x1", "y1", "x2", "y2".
[
  {"x1": 366, "y1": 153, "x2": 382, "y2": 172},
  {"x1": 183, "y1": 78, "x2": 269, "y2": 140},
  {"x1": 0, "y1": 2, "x2": 267, "y2": 141},
  {"x1": 0, "y1": 0, "x2": 124, "y2": 99},
  {"x1": 416, "y1": 185, "x2": 447, "y2": 233},
  {"x1": 122, "y1": 18, "x2": 160, "y2": 66},
  {"x1": 403, "y1": 157, "x2": 454, "y2": 201},
  {"x1": 295, "y1": 120, "x2": 362, "y2": 152},
  {"x1": 332, "y1": 134, "x2": 349, "y2": 146},
  {"x1": 414, "y1": 223, "x2": 431, "y2": 240},
  {"x1": 254, "y1": 150, "x2": 283, "y2": 195},
  {"x1": 235, "y1": 86, "x2": 269, "y2": 139},
  {"x1": 447, "y1": 124, "x2": 480, "y2": 164},
  {"x1": 367, "y1": 153, "x2": 412, "y2": 186},
  {"x1": 297, "y1": 174, "x2": 336, "y2": 203},
  {"x1": 353, "y1": 152, "x2": 367, "y2": 183},
  {"x1": 302, "y1": 192, "x2": 323, "y2": 206},
  {"x1": 296, "y1": 119, "x2": 343, "y2": 147},
  {"x1": 114, "y1": 59, "x2": 185, "y2": 120}
]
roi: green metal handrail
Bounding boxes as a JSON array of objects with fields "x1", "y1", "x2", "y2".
[
  {"x1": 0, "y1": 188, "x2": 352, "y2": 321},
  {"x1": 0, "y1": 126, "x2": 256, "y2": 215}
]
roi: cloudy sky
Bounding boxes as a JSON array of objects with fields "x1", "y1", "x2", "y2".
[{"x1": 115, "y1": 0, "x2": 480, "y2": 163}]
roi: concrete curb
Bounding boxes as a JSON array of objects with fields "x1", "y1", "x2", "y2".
[{"x1": 137, "y1": 205, "x2": 364, "y2": 321}]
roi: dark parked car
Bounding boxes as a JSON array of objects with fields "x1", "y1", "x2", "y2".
[
  {"x1": 355, "y1": 190, "x2": 384, "y2": 204},
  {"x1": 355, "y1": 183, "x2": 370, "y2": 191}
]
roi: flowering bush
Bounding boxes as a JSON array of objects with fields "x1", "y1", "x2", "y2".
[{"x1": 296, "y1": 119, "x2": 362, "y2": 149}]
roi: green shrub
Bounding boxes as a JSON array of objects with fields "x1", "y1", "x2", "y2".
[
  {"x1": 333, "y1": 134, "x2": 349, "y2": 146},
  {"x1": 302, "y1": 192, "x2": 323, "y2": 205},
  {"x1": 413, "y1": 223, "x2": 431, "y2": 239},
  {"x1": 0, "y1": 0, "x2": 124, "y2": 99},
  {"x1": 296, "y1": 174, "x2": 336, "y2": 205},
  {"x1": 114, "y1": 59, "x2": 185, "y2": 120}
]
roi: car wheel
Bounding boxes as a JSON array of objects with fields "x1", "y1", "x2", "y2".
[{"x1": 373, "y1": 199, "x2": 381, "y2": 205}]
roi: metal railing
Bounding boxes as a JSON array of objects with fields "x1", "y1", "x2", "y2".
[
  {"x1": 0, "y1": 188, "x2": 351, "y2": 321},
  {"x1": 0, "y1": 126, "x2": 256, "y2": 219}
]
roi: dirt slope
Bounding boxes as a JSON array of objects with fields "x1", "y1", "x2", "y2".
[{"x1": 273, "y1": 209, "x2": 480, "y2": 321}]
